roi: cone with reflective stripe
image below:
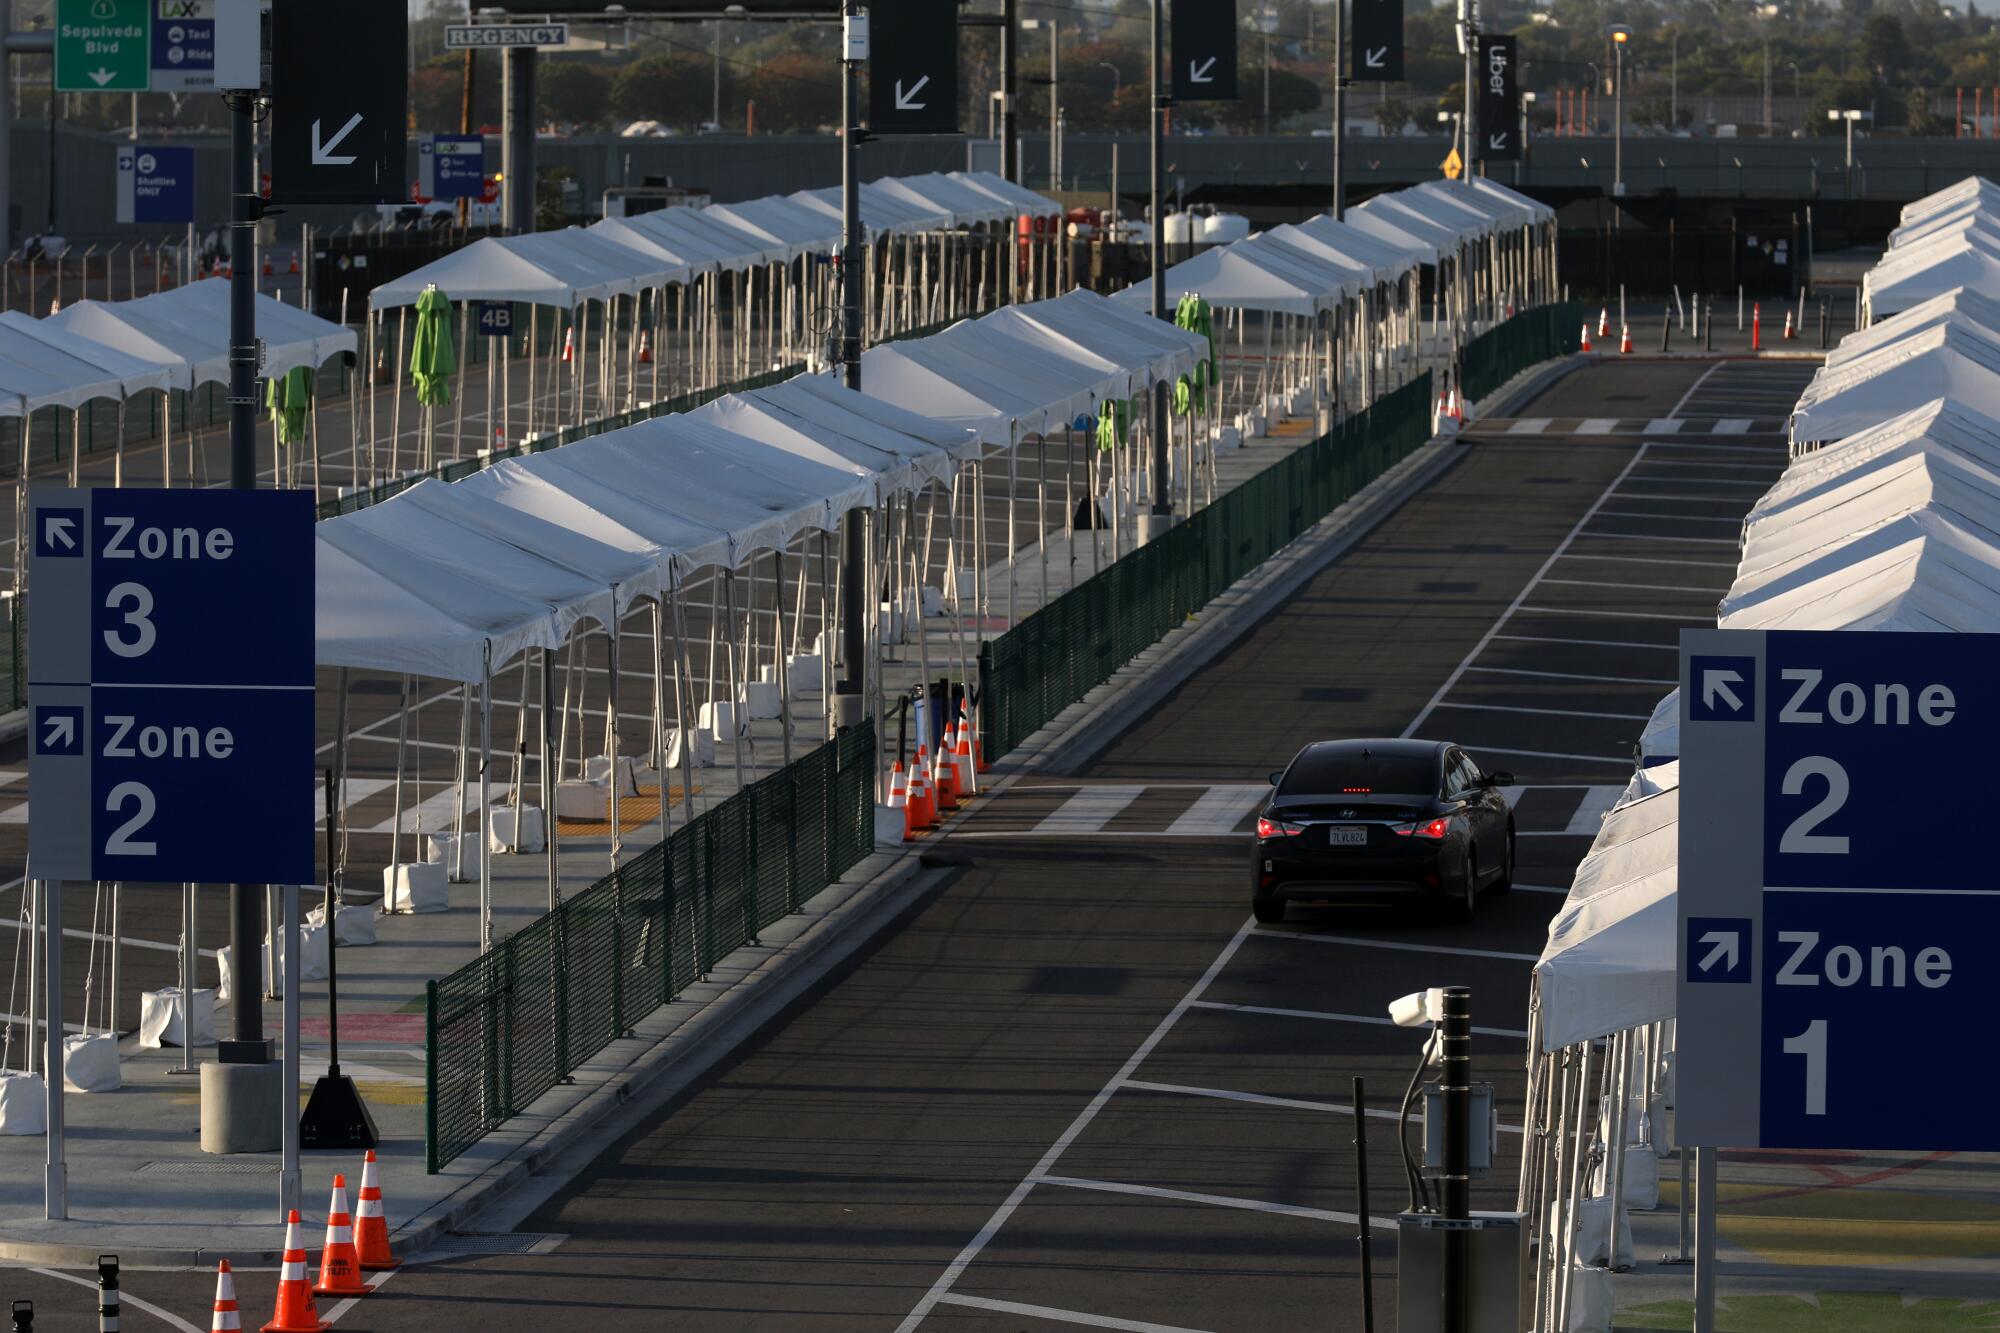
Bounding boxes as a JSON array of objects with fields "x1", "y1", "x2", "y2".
[
  {"x1": 1579, "y1": 321, "x2": 1593, "y2": 353},
  {"x1": 210, "y1": 1260, "x2": 241, "y2": 1333},
  {"x1": 260, "y1": 1211, "x2": 327, "y2": 1333},
  {"x1": 1619, "y1": 324, "x2": 1633, "y2": 355},
  {"x1": 953, "y1": 720, "x2": 977, "y2": 798},
  {"x1": 1782, "y1": 309, "x2": 1795, "y2": 341},
  {"x1": 961, "y1": 700, "x2": 989, "y2": 773},
  {"x1": 890, "y1": 761, "x2": 913, "y2": 841},
  {"x1": 909, "y1": 746, "x2": 934, "y2": 829},
  {"x1": 354, "y1": 1149, "x2": 400, "y2": 1271},
  {"x1": 1597, "y1": 307, "x2": 1609, "y2": 337},
  {"x1": 637, "y1": 329, "x2": 653, "y2": 364},
  {"x1": 312, "y1": 1175, "x2": 367, "y2": 1297},
  {"x1": 934, "y1": 724, "x2": 959, "y2": 810},
  {"x1": 561, "y1": 325, "x2": 575, "y2": 364}
]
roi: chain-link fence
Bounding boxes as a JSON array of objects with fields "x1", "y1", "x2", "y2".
[
  {"x1": 980, "y1": 372, "x2": 1436, "y2": 761},
  {"x1": 1461, "y1": 302, "x2": 1584, "y2": 404},
  {"x1": 425, "y1": 720, "x2": 876, "y2": 1173}
]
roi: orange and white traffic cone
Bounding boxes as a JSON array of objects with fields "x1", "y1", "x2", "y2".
[
  {"x1": 312, "y1": 1175, "x2": 367, "y2": 1297},
  {"x1": 289, "y1": 254, "x2": 301, "y2": 275},
  {"x1": 967, "y1": 703, "x2": 988, "y2": 773},
  {"x1": 953, "y1": 722, "x2": 977, "y2": 798},
  {"x1": 890, "y1": 761, "x2": 912, "y2": 841},
  {"x1": 1579, "y1": 321, "x2": 1593, "y2": 353},
  {"x1": 1782, "y1": 309, "x2": 1795, "y2": 341},
  {"x1": 637, "y1": 329, "x2": 653, "y2": 364},
  {"x1": 354, "y1": 1149, "x2": 400, "y2": 1271},
  {"x1": 1752, "y1": 303, "x2": 1762, "y2": 352},
  {"x1": 371, "y1": 343, "x2": 391, "y2": 387},
  {"x1": 934, "y1": 725, "x2": 960, "y2": 810},
  {"x1": 260, "y1": 1211, "x2": 328, "y2": 1333},
  {"x1": 909, "y1": 745, "x2": 933, "y2": 829},
  {"x1": 210, "y1": 1260, "x2": 242, "y2": 1333},
  {"x1": 262, "y1": 255, "x2": 274, "y2": 277},
  {"x1": 1597, "y1": 307, "x2": 1610, "y2": 337},
  {"x1": 560, "y1": 325, "x2": 575, "y2": 364},
  {"x1": 1619, "y1": 324, "x2": 1633, "y2": 355}
]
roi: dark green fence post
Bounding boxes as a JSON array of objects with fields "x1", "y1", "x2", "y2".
[
  {"x1": 744, "y1": 785, "x2": 761, "y2": 946},
  {"x1": 610, "y1": 865, "x2": 627, "y2": 1037},
  {"x1": 425, "y1": 980, "x2": 439, "y2": 1174}
]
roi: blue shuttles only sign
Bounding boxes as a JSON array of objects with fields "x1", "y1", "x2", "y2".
[
  {"x1": 1678, "y1": 629, "x2": 1999, "y2": 1151},
  {"x1": 28, "y1": 489, "x2": 314, "y2": 885}
]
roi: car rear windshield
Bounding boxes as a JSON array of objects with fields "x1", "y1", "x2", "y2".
[{"x1": 1283, "y1": 751, "x2": 1436, "y2": 797}]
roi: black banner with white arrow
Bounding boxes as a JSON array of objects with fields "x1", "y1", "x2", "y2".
[
  {"x1": 1351, "y1": 0, "x2": 1405, "y2": 83},
  {"x1": 271, "y1": 0, "x2": 408, "y2": 204},
  {"x1": 867, "y1": 0, "x2": 959, "y2": 135},
  {"x1": 1479, "y1": 34, "x2": 1520, "y2": 161},
  {"x1": 1172, "y1": 0, "x2": 1239, "y2": 102}
]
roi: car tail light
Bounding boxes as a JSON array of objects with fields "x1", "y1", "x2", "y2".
[
  {"x1": 1256, "y1": 816, "x2": 1304, "y2": 839},
  {"x1": 1394, "y1": 817, "x2": 1450, "y2": 841}
]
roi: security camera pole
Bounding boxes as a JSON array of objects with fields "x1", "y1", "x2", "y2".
[
  {"x1": 1441, "y1": 985, "x2": 1473, "y2": 1332},
  {"x1": 836, "y1": 1, "x2": 866, "y2": 729},
  {"x1": 1145, "y1": 0, "x2": 1170, "y2": 543}
]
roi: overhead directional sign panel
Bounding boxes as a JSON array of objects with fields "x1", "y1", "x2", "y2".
[
  {"x1": 116, "y1": 145, "x2": 195, "y2": 225},
  {"x1": 1679, "y1": 629, "x2": 2000, "y2": 1152},
  {"x1": 1351, "y1": 0, "x2": 1406, "y2": 83},
  {"x1": 271, "y1": 0, "x2": 407, "y2": 204},
  {"x1": 150, "y1": 0, "x2": 215, "y2": 92},
  {"x1": 1479, "y1": 35, "x2": 1520, "y2": 161},
  {"x1": 56, "y1": 0, "x2": 151, "y2": 93},
  {"x1": 867, "y1": 0, "x2": 958, "y2": 135},
  {"x1": 1172, "y1": 0, "x2": 1239, "y2": 102},
  {"x1": 28, "y1": 489, "x2": 315, "y2": 886},
  {"x1": 443, "y1": 23, "x2": 569, "y2": 51}
]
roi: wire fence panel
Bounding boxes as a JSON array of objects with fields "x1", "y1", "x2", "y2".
[
  {"x1": 426, "y1": 721, "x2": 876, "y2": 1173},
  {"x1": 981, "y1": 372, "x2": 1436, "y2": 761},
  {"x1": 1461, "y1": 302, "x2": 1584, "y2": 404}
]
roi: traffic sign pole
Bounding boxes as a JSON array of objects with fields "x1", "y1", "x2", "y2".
[
  {"x1": 834, "y1": 3, "x2": 864, "y2": 731},
  {"x1": 1146, "y1": 0, "x2": 1170, "y2": 539},
  {"x1": 42, "y1": 880, "x2": 63, "y2": 1219}
]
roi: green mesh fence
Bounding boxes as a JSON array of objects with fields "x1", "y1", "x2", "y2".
[
  {"x1": 1460, "y1": 302, "x2": 1584, "y2": 404},
  {"x1": 980, "y1": 373, "x2": 1435, "y2": 761},
  {"x1": 426, "y1": 721, "x2": 875, "y2": 1173}
]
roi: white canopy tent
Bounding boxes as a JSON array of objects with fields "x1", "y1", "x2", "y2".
[
  {"x1": 1897, "y1": 176, "x2": 2000, "y2": 228},
  {"x1": 0, "y1": 312, "x2": 173, "y2": 415},
  {"x1": 50, "y1": 279, "x2": 356, "y2": 388},
  {"x1": 1862, "y1": 229, "x2": 2000, "y2": 322},
  {"x1": 371, "y1": 229, "x2": 670, "y2": 310},
  {"x1": 1113, "y1": 240, "x2": 1354, "y2": 316},
  {"x1": 1824, "y1": 286, "x2": 2000, "y2": 370},
  {"x1": 1790, "y1": 322, "x2": 2000, "y2": 443}
]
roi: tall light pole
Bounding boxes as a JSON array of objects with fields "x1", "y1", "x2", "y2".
[
  {"x1": 1519, "y1": 89, "x2": 1535, "y2": 185},
  {"x1": 1438, "y1": 109, "x2": 1462, "y2": 165},
  {"x1": 1670, "y1": 32, "x2": 1678, "y2": 132},
  {"x1": 1144, "y1": 0, "x2": 1169, "y2": 542},
  {"x1": 1258, "y1": 6, "x2": 1278, "y2": 136},
  {"x1": 1000, "y1": 0, "x2": 1019, "y2": 182},
  {"x1": 1587, "y1": 62, "x2": 1600, "y2": 133},
  {"x1": 1609, "y1": 26, "x2": 1629, "y2": 198},
  {"x1": 1332, "y1": 0, "x2": 1345, "y2": 217},
  {"x1": 1023, "y1": 18, "x2": 1060, "y2": 189},
  {"x1": 1461, "y1": 0, "x2": 1477, "y2": 172},
  {"x1": 712, "y1": 18, "x2": 722, "y2": 130},
  {"x1": 1829, "y1": 107, "x2": 1862, "y2": 194}
]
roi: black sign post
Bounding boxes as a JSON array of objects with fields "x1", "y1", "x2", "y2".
[
  {"x1": 867, "y1": 0, "x2": 958, "y2": 134},
  {"x1": 1479, "y1": 35, "x2": 1520, "y2": 162},
  {"x1": 1351, "y1": 0, "x2": 1405, "y2": 83},
  {"x1": 1172, "y1": 0, "x2": 1238, "y2": 102},
  {"x1": 271, "y1": 0, "x2": 408, "y2": 204}
]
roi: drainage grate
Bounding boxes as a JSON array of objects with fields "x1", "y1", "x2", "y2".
[
  {"x1": 137, "y1": 1160, "x2": 279, "y2": 1176},
  {"x1": 425, "y1": 1232, "x2": 568, "y2": 1256}
]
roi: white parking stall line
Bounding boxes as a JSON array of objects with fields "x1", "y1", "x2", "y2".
[
  {"x1": 1615, "y1": 492, "x2": 1760, "y2": 504},
  {"x1": 1164, "y1": 784, "x2": 1269, "y2": 836},
  {"x1": 1122, "y1": 1078, "x2": 1528, "y2": 1133},
  {"x1": 1434, "y1": 701, "x2": 1652, "y2": 722},
  {"x1": 1401, "y1": 445, "x2": 1653, "y2": 742},
  {"x1": 0, "y1": 915, "x2": 219, "y2": 957},
  {"x1": 0, "y1": 772, "x2": 21, "y2": 788},
  {"x1": 364, "y1": 782, "x2": 513, "y2": 836},
  {"x1": 1542, "y1": 577, "x2": 1725, "y2": 595},
  {"x1": 1518, "y1": 604, "x2": 1711, "y2": 622},
  {"x1": 1508, "y1": 418, "x2": 1551, "y2": 435},
  {"x1": 1619, "y1": 475, "x2": 1773, "y2": 487},
  {"x1": 1595, "y1": 510, "x2": 1742, "y2": 524},
  {"x1": 892, "y1": 920, "x2": 1259, "y2": 1333},
  {"x1": 935, "y1": 1294, "x2": 1220, "y2": 1333},
  {"x1": 1492, "y1": 633, "x2": 1680, "y2": 652},
  {"x1": 317, "y1": 776, "x2": 394, "y2": 826},
  {"x1": 1032, "y1": 785, "x2": 1148, "y2": 835},
  {"x1": 1713, "y1": 419, "x2": 1753, "y2": 434},
  {"x1": 1563, "y1": 785, "x2": 1625, "y2": 835},
  {"x1": 1577, "y1": 418, "x2": 1620, "y2": 434},
  {"x1": 1571, "y1": 530, "x2": 1739, "y2": 546},
  {"x1": 1254, "y1": 932, "x2": 1540, "y2": 962},
  {"x1": 1632, "y1": 459, "x2": 1785, "y2": 472},
  {"x1": 1189, "y1": 999, "x2": 1531, "y2": 1037},
  {"x1": 1424, "y1": 742, "x2": 1632, "y2": 766},
  {"x1": 0, "y1": 802, "x2": 28, "y2": 825},
  {"x1": 1667, "y1": 362, "x2": 1725, "y2": 417},
  {"x1": 1642, "y1": 440, "x2": 1784, "y2": 456},
  {"x1": 1555, "y1": 551, "x2": 1737, "y2": 569},
  {"x1": 1035, "y1": 1174, "x2": 1392, "y2": 1228},
  {"x1": 28, "y1": 1268, "x2": 203, "y2": 1333},
  {"x1": 1466, "y1": 665, "x2": 1676, "y2": 687}
]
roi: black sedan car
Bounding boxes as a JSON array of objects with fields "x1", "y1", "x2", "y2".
[{"x1": 1250, "y1": 739, "x2": 1514, "y2": 923}]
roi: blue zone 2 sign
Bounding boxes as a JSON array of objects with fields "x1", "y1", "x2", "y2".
[
  {"x1": 1679, "y1": 629, "x2": 1996, "y2": 1151},
  {"x1": 28, "y1": 489, "x2": 314, "y2": 885}
]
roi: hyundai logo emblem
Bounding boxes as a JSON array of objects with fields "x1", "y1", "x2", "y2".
[{"x1": 1340, "y1": 808, "x2": 1356, "y2": 818}]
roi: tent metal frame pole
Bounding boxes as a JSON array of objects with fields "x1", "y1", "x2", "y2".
[
  {"x1": 478, "y1": 642, "x2": 494, "y2": 954},
  {"x1": 543, "y1": 645, "x2": 560, "y2": 913}
]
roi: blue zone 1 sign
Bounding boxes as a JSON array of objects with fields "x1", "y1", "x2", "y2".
[
  {"x1": 28, "y1": 489, "x2": 314, "y2": 885},
  {"x1": 1678, "y1": 629, "x2": 1995, "y2": 1151}
]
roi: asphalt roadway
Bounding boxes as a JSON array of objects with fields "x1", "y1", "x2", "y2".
[{"x1": 0, "y1": 355, "x2": 1813, "y2": 1330}]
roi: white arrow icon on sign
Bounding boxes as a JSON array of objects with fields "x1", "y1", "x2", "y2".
[
  {"x1": 1697, "y1": 930, "x2": 1739, "y2": 973},
  {"x1": 311, "y1": 113, "x2": 365, "y2": 166},
  {"x1": 42, "y1": 515, "x2": 75, "y2": 551},
  {"x1": 1489, "y1": 132, "x2": 1510, "y2": 150},
  {"x1": 1188, "y1": 57, "x2": 1217, "y2": 84},
  {"x1": 895, "y1": 76, "x2": 930, "y2": 111},
  {"x1": 1365, "y1": 47, "x2": 1389, "y2": 68},
  {"x1": 1701, "y1": 668, "x2": 1745, "y2": 712},
  {"x1": 42, "y1": 713, "x2": 73, "y2": 751},
  {"x1": 88, "y1": 68, "x2": 117, "y2": 87}
]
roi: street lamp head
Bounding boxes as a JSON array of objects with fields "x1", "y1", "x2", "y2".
[
  {"x1": 1523, "y1": 91, "x2": 1538, "y2": 104},
  {"x1": 1608, "y1": 25, "x2": 1632, "y2": 44}
]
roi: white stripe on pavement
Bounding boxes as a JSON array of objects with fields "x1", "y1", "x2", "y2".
[
  {"x1": 1164, "y1": 784, "x2": 1268, "y2": 836},
  {"x1": 1033, "y1": 785, "x2": 1146, "y2": 835},
  {"x1": 1188, "y1": 999, "x2": 1530, "y2": 1038},
  {"x1": 936, "y1": 1293, "x2": 1219, "y2": 1332},
  {"x1": 1577, "y1": 418, "x2": 1620, "y2": 434},
  {"x1": 1253, "y1": 931, "x2": 1539, "y2": 962},
  {"x1": 1035, "y1": 1173, "x2": 1396, "y2": 1228},
  {"x1": 1507, "y1": 418, "x2": 1550, "y2": 434},
  {"x1": 1563, "y1": 785, "x2": 1625, "y2": 835},
  {"x1": 1713, "y1": 418, "x2": 1753, "y2": 434}
]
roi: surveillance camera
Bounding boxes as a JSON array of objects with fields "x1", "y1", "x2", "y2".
[{"x1": 1388, "y1": 988, "x2": 1444, "y2": 1028}]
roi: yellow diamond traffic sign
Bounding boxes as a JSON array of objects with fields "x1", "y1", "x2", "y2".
[{"x1": 1441, "y1": 147, "x2": 1464, "y2": 181}]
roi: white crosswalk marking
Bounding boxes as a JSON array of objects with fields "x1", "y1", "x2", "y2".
[
  {"x1": 1644, "y1": 418, "x2": 1683, "y2": 434},
  {"x1": 366, "y1": 782, "x2": 513, "y2": 837},
  {"x1": 0, "y1": 802, "x2": 27, "y2": 826},
  {"x1": 1563, "y1": 784, "x2": 1625, "y2": 835},
  {"x1": 0, "y1": 772, "x2": 23, "y2": 789},
  {"x1": 317, "y1": 777, "x2": 394, "y2": 826},
  {"x1": 1577, "y1": 418, "x2": 1620, "y2": 434},
  {"x1": 1713, "y1": 419, "x2": 1752, "y2": 434},
  {"x1": 1508, "y1": 418, "x2": 1550, "y2": 435},
  {"x1": 1165, "y1": 784, "x2": 1269, "y2": 836},
  {"x1": 1033, "y1": 785, "x2": 1145, "y2": 835}
]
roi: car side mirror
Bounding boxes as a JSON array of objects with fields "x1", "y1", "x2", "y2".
[
  {"x1": 1268, "y1": 771, "x2": 1284, "y2": 786},
  {"x1": 1486, "y1": 770, "x2": 1515, "y2": 788}
]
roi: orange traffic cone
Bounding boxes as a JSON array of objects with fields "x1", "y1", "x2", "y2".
[
  {"x1": 953, "y1": 722, "x2": 977, "y2": 798},
  {"x1": 261, "y1": 1211, "x2": 328, "y2": 1333},
  {"x1": 909, "y1": 746, "x2": 934, "y2": 829},
  {"x1": 1752, "y1": 303, "x2": 1762, "y2": 352},
  {"x1": 1782, "y1": 309, "x2": 1795, "y2": 340},
  {"x1": 1619, "y1": 324, "x2": 1633, "y2": 355},
  {"x1": 354, "y1": 1149, "x2": 400, "y2": 1271},
  {"x1": 889, "y1": 761, "x2": 912, "y2": 841},
  {"x1": 1579, "y1": 321, "x2": 1593, "y2": 353},
  {"x1": 1597, "y1": 307, "x2": 1610, "y2": 337},
  {"x1": 312, "y1": 1175, "x2": 367, "y2": 1297},
  {"x1": 210, "y1": 1260, "x2": 242, "y2": 1333},
  {"x1": 934, "y1": 724, "x2": 960, "y2": 810},
  {"x1": 371, "y1": 342, "x2": 391, "y2": 387},
  {"x1": 963, "y1": 701, "x2": 988, "y2": 773},
  {"x1": 261, "y1": 255, "x2": 274, "y2": 277},
  {"x1": 637, "y1": 329, "x2": 653, "y2": 364},
  {"x1": 560, "y1": 325, "x2": 575, "y2": 364},
  {"x1": 289, "y1": 254, "x2": 301, "y2": 275}
]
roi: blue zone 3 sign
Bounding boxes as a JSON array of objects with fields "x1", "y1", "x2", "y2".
[
  {"x1": 28, "y1": 488, "x2": 314, "y2": 885},
  {"x1": 1678, "y1": 629, "x2": 1996, "y2": 1152}
]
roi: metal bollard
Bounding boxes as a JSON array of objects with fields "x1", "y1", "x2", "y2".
[
  {"x1": 1660, "y1": 310, "x2": 1671, "y2": 353},
  {"x1": 1820, "y1": 300, "x2": 1830, "y2": 350},
  {"x1": 98, "y1": 1254, "x2": 119, "y2": 1333},
  {"x1": 11, "y1": 1299, "x2": 30, "y2": 1332},
  {"x1": 1704, "y1": 306, "x2": 1714, "y2": 352}
]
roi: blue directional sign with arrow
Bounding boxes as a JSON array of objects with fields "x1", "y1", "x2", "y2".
[
  {"x1": 27, "y1": 488, "x2": 314, "y2": 885},
  {"x1": 1679, "y1": 628, "x2": 2000, "y2": 1151},
  {"x1": 866, "y1": 0, "x2": 958, "y2": 135}
]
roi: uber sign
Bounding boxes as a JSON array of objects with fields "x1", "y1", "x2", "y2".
[
  {"x1": 1679, "y1": 629, "x2": 1998, "y2": 1151},
  {"x1": 1478, "y1": 35, "x2": 1520, "y2": 160},
  {"x1": 1351, "y1": 0, "x2": 1406, "y2": 83},
  {"x1": 271, "y1": 0, "x2": 407, "y2": 204},
  {"x1": 1172, "y1": 0, "x2": 1238, "y2": 102},
  {"x1": 28, "y1": 489, "x2": 314, "y2": 886},
  {"x1": 867, "y1": 0, "x2": 958, "y2": 135}
]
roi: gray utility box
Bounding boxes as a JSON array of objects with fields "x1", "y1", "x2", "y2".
[
  {"x1": 1395, "y1": 1211, "x2": 1529, "y2": 1333},
  {"x1": 1421, "y1": 1080, "x2": 1499, "y2": 1174}
]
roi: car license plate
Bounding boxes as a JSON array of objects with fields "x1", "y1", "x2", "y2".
[{"x1": 1327, "y1": 826, "x2": 1367, "y2": 846}]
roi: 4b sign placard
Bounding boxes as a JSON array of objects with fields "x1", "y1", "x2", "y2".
[{"x1": 28, "y1": 489, "x2": 314, "y2": 885}]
